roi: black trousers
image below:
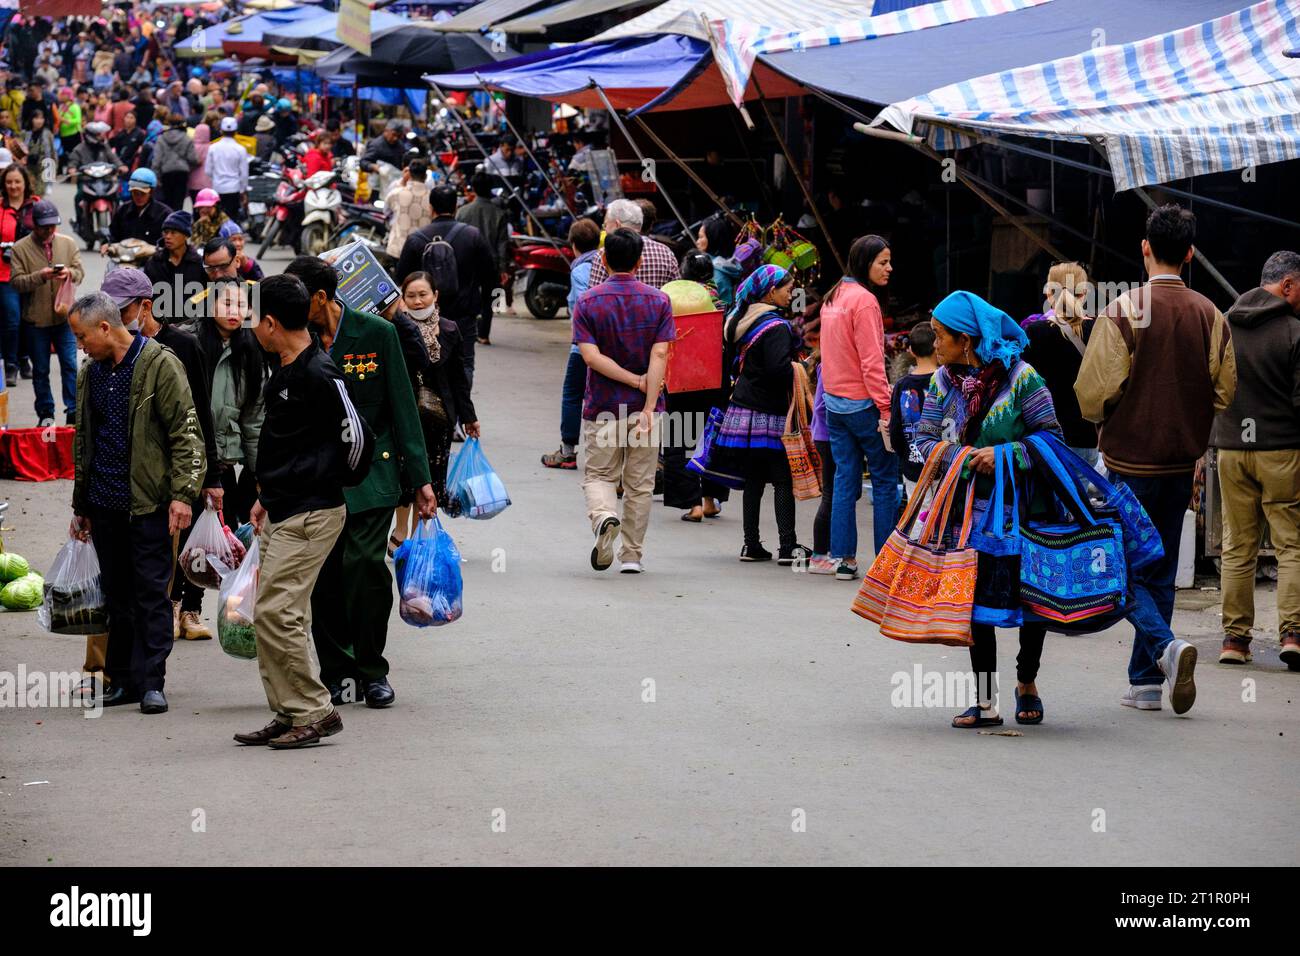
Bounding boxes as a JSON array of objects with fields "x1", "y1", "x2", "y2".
[
  {"x1": 743, "y1": 450, "x2": 796, "y2": 552},
  {"x1": 90, "y1": 506, "x2": 174, "y2": 693},
  {"x1": 217, "y1": 463, "x2": 258, "y2": 528},
  {"x1": 159, "y1": 170, "x2": 189, "y2": 212},
  {"x1": 662, "y1": 389, "x2": 730, "y2": 511},
  {"x1": 218, "y1": 192, "x2": 242, "y2": 224},
  {"x1": 311, "y1": 505, "x2": 395, "y2": 686},
  {"x1": 968, "y1": 622, "x2": 1047, "y2": 704}
]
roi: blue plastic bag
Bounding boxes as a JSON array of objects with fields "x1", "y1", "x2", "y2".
[
  {"x1": 393, "y1": 517, "x2": 463, "y2": 627},
  {"x1": 446, "y1": 437, "x2": 510, "y2": 520}
]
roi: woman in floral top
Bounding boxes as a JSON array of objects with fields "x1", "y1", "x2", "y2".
[{"x1": 912, "y1": 291, "x2": 1062, "y2": 729}]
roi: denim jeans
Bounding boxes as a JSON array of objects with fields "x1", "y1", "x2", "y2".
[
  {"x1": 828, "y1": 404, "x2": 900, "y2": 559},
  {"x1": 29, "y1": 322, "x2": 78, "y2": 420},
  {"x1": 0, "y1": 281, "x2": 21, "y2": 371},
  {"x1": 1109, "y1": 471, "x2": 1193, "y2": 685},
  {"x1": 560, "y1": 346, "x2": 585, "y2": 448}
]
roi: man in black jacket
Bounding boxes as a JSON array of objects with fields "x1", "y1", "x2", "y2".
[
  {"x1": 106, "y1": 268, "x2": 224, "y2": 641},
  {"x1": 237, "y1": 274, "x2": 372, "y2": 750},
  {"x1": 143, "y1": 211, "x2": 205, "y2": 323},
  {"x1": 396, "y1": 185, "x2": 496, "y2": 387},
  {"x1": 360, "y1": 118, "x2": 407, "y2": 171},
  {"x1": 1210, "y1": 250, "x2": 1300, "y2": 670},
  {"x1": 109, "y1": 168, "x2": 173, "y2": 246}
]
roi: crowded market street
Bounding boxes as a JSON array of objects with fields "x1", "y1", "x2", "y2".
[{"x1": 0, "y1": 188, "x2": 1293, "y2": 870}]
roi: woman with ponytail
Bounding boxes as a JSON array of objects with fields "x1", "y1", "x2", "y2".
[{"x1": 1022, "y1": 261, "x2": 1098, "y2": 464}]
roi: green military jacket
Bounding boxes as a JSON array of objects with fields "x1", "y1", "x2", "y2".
[{"x1": 329, "y1": 304, "x2": 430, "y2": 513}]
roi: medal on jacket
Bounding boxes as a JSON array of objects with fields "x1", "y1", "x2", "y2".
[
  {"x1": 364, "y1": 352, "x2": 378, "y2": 373},
  {"x1": 342, "y1": 354, "x2": 356, "y2": 374}
]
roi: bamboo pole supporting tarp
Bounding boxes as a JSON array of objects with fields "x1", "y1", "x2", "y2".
[{"x1": 629, "y1": 115, "x2": 744, "y2": 230}]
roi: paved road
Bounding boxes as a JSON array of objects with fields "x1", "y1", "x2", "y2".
[{"x1": 0, "y1": 185, "x2": 1295, "y2": 866}]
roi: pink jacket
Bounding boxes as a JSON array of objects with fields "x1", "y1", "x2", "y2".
[
  {"x1": 188, "y1": 124, "x2": 212, "y2": 192},
  {"x1": 819, "y1": 279, "x2": 892, "y2": 422}
]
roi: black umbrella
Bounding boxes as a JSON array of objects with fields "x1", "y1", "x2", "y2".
[{"x1": 314, "y1": 23, "x2": 509, "y2": 86}]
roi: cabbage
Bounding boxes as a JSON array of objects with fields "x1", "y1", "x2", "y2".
[
  {"x1": 0, "y1": 552, "x2": 30, "y2": 582},
  {"x1": 2, "y1": 572, "x2": 45, "y2": 610}
]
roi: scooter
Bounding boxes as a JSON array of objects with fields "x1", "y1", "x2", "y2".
[
  {"x1": 510, "y1": 232, "x2": 573, "y2": 321},
  {"x1": 259, "y1": 167, "x2": 341, "y2": 258},
  {"x1": 330, "y1": 199, "x2": 391, "y2": 266},
  {"x1": 76, "y1": 162, "x2": 119, "y2": 250}
]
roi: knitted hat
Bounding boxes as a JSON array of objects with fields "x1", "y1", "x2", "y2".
[{"x1": 161, "y1": 210, "x2": 192, "y2": 236}]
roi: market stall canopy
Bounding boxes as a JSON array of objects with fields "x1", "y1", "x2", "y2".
[
  {"x1": 262, "y1": 7, "x2": 408, "y2": 54},
  {"x1": 426, "y1": 33, "x2": 803, "y2": 110},
  {"x1": 588, "y1": 0, "x2": 884, "y2": 42},
  {"x1": 876, "y1": 0, "x2": 1300, "y2": 191},
  {"x1": 437, "y1": 0, "x2": 551, "y2": 32},
  {"x1": 314, "y1": 22, "x2": 509, "y2": 87},
  {"x1": 492, "y1": 0, "x2": 658, "y2": 35},
  {"x1": 178, "y1": 7, "x2": 321, "y2": 59}
]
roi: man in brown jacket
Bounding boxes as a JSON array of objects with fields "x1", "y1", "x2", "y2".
[
  {"x1": 10, "y1": 199, "x2": 84, "y2": 425},
  {"x1": 1076, "y1": 203, "x2": 1236, "y2": 716}
]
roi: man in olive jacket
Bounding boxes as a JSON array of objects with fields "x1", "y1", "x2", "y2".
[
  {"x1": 69, "y1": 292, "x2": 206, "y2": 715},
  {"x1": 284, "y1": 257, "x2": 434, "y2": 709}
]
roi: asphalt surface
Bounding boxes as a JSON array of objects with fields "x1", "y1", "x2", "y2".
[{"x1": 0, "y1": 184, "x2": 1295, "y2": 866}]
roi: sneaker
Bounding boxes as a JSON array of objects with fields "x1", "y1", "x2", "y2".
[
  {"x1": 1158, "y1": 638, "x2": 1198, "y2": 715},
  {"x1": 739, "y1": 544, "x2": 772, "y2": 562},
  {"x1": 541, "y1": 447, "x2": 577, "y2": 470},
  {"x1": 1120, "y1": 685, "x2": 1163, "y2": 710},
  {"x1": 835, "y1": 560, "x2": 860, "y2": 581},
  {"x1": 172, "y1": 600, "x2": 182, "y2": 640},
  {"x1": 1280, "y1": 632, "x2": 1300, "y2": 671},
  {"x1": 808, "y1": 554, "x2": 837, "y2": 575},
  {"x1": 620, "y1": 561, "x2": 643, "y2": 574},
  {"x1": 1218, "y1": 635, "x2": 1252, "y2": 665},
  {"x1": 778, "y1": 543, "x2": 810, "y2": 567},
  {"x1": 179, "y1": 610, "x2": 212, "y2": 640},
  {"x1": 591, "y1": 516, "x2": 620, "y2": 571}
]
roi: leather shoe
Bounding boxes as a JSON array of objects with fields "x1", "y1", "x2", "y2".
[
  {"x1": 363, "y1": 678, "x2": 395, "y2": 708},
  {"x1": 267, "y1": 709, "x2": 343, "y2": 749},
  {"x1": 234, "y1": 719, "x2": 291, "y2": 746},
  {"x1": 328, "y1": 680, "x2": 362, "y2": 705},
  {"x1": 101, "y1": 685, "x2": 140, "y2": 707},
  {"x1": 140, "y1": 690, "x2": 168, "y2": 714}
]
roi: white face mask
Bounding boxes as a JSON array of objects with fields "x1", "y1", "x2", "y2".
[{"x1": 405, "y1": 303, "x2": 436, "y2": 321}]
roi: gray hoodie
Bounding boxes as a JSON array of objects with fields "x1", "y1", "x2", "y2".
[
  {"x1": 152, "y1": 127, "x2": 198, "y2": 178},
  {"x1": 1211, "y1": 286, "x2": 1300, "y2": 450}
]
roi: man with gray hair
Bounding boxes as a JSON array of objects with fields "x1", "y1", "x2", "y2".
[
  {"x1": 1211, "y1": 250, "x2": 1300, "y2": 670},
  {"x1": 68, "y1": 291, "x2": 206, "y2": 715},
  {"x1": 587, "y1": 197, "x2": 680, "y2": 289}
]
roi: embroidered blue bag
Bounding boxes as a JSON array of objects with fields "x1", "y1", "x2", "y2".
[
  {"x1": 970, "y1": 444, "x2": 1023, "y2": 628},
  {"x1": 1019, "y1": 435, "x2": 1130, "y2": 633}
]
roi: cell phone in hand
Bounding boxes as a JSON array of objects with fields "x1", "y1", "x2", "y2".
[{"x1": 52, "y1": 263, "x2": 66, "y2": 272}]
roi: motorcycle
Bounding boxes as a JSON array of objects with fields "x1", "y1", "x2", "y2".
[
  {"x1": 259, "y1": 167, "x2": 341, "y2": 258},
  {"x1": 330, "y1": 198, "x2": 391, "y2": 267},
  {"x1": 76, "y1": 162, "x2": 119, "y2": 250},
  {"x1": 100, "y1": 238, "x2": 156, "y2": 273},
  {"x1": 510, "y1": 232, "x2": 574, "y2": 321}
]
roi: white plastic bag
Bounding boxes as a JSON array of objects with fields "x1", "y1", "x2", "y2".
[
  {"x1": 181, "y1": 501, "x2": 235, "y2": 589},
  {"x1": 217, "y1": 538, "x2": 259, "y2": 660},
  {"x1": 38, "y1": 536, "x2": 108, "y2": 635}
]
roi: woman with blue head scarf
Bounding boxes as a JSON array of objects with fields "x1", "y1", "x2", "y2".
[
  {"x1": 911, "y1": 290, "x2": 1062, "y2": 731},
  {"x1": 708, "y1": 264, "x2": 809, "y2": 563}
]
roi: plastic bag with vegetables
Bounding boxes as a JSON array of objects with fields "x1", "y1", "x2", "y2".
[
  {"x1": 38, "y1": 536, "x2": 108, "y2": 634},
  {"x1": 217, "y1": 537, "x2": 259, "y2": 660},
  {"x1": 393, "y1": 517, "x2": 463, "y2": 627}
]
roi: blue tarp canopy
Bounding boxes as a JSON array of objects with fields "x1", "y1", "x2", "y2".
[
  {"x1": 427, "y1": 33, "x2": 805, "y2": 110},
  {"x1": 270, "y1": 66, "x2": 428, "y2": 111},
  {"x1": 760, "y1": 0, "x2": 1257, "y2": 107},
  {"x1": 178, "y1": 7, "x2": 321, "y2": 59},
  {"x1": 261, "y1": 8, "x2": 408, "y2": 53}
]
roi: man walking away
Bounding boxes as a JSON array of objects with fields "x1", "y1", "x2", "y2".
[
  {"x1": 384, "y1": 158, "x2": 432, "y2": 262},
  {"x1": 69, "y1": 292, "x2": 205, "y2": 715},
  {"x1": 541, "y1": 218, "x2": 601, "y2": 470},
  {"x1": 574, "y1": 228, "x2": 674, "y2": 574},
  {"x1": 9, "y1": 199, "x2": 82, "y2": 426},
  {"x1": 236, "y1": 274, "x2": 373, "y2": 749},
  {"x1": 284, "y1": 256, "x2": 435, "y2": 709},
  {"x1": 1076, "y1": 203, "x2": 1237, "y2": 714},
  {"x1": 205, "y1": 116, "x2": 249, "y2": 223},
  {"x1": 456, "y1": 172, "x2": 510, "y2": 346},
  {"x1": 395, "y1": 184, "x2": 495, "y2": 389},
  {"x1": 1209, "y1": 251, "x2": 1300, "y2": 670}
]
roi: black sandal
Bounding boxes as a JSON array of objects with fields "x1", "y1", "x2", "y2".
[
  {"x1": 951, "y1": 705, "x2": 1003, "y2": 729},
  {"x1": 1015, "y1": 691, "x2": 1044, "y2": 725}
]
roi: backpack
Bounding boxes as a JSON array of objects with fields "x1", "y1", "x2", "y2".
[{"x1": 420, "y1": 221, "x2": 465, "y2": 302}]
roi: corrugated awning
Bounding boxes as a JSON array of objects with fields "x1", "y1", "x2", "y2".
[
  {"x1": 492, "y1": 0, "x2": 649, "y2": 34},
  {"x1": 437, "y1": 0, "x2": 551, "y2": 31}
]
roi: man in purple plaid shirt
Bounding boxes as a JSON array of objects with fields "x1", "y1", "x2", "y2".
[
  {"x1": 573, "y1": 228, "x2": 675, "y2": 575},
  {"x1": 587, "y1": 198, "x2": 681, "y2": 289}
]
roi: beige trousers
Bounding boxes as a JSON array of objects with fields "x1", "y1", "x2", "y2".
[
  {"x1": 1218, "y1": 449, "x2": 1300, "y2": 638},
  {"x1": 256, "y1": 505, "x2": 347, "y2": 726},
  {"x1": 582, "y1": 414, "x2": 660, "y2": 563}
]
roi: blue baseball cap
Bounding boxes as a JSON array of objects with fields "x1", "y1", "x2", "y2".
[{"x1": 129, "y1": 168, "x2": 157, "y2": 190}]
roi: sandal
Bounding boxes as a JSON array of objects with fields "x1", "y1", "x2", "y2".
[
  {"x1": 681, "y1": 507, "x2": 703, "y2": 522},
  {"x1": 951, "y1": 705, "x2": 1003, "y2": 729},
  {"x1": 1015, "y1": 690, "x2": 1044, "y2": 725}
]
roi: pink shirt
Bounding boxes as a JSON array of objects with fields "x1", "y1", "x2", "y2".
[{"x1": 819, "y1": 279, "x2": 892, "y2": 422}]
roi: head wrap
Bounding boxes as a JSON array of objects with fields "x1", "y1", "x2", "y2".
[
  {"x1": 726, "y1": 264, "x2": 790, "y2": 321},
  {"x1": 931, "y1": 290, "x2": 1027, "y2": 366}
]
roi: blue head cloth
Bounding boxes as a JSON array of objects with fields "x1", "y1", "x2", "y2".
[
  {"x1": 727, "y1": 264, "x2": 790, "y2": 321},
  {"x1": 931, "y1": 290, "x2": 1027, "y2": 366}
]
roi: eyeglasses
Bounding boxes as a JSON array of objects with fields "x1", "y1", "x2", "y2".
[{"x1": 204, "y1": 259, "x2": 233, "y2": 274}]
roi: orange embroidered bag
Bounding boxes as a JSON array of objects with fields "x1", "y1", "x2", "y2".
[{"x1": 781, "y1": 361, "x2": 821, "y2": 500}]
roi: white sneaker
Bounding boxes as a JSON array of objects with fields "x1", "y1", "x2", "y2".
[
  {"x1": 590, "y1": 516, "x2": 620, "y2": 571},
  {"x1": 1120, "y1": 685, "x2": 1163, "y2": 710},
  {"x1": 1158, "y1": 638, "x2": 1198, "y2": 715},
  {"x1": 808, "y1": 555, "x2": 837, "y2": 575},
  {"x1": 619, "y1": 561, "x2": 643, "y2": 574}
]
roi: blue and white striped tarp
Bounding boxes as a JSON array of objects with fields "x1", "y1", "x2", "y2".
[{"x1": 876, "y1": 0, "x2": 1300, "y2": 191}]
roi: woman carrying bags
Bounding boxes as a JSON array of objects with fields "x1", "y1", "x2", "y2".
[
  {"x1": 912, "y1": 291, "x2": 1062, "y2": 728},
  {"x1": 710, "y1": 265, "x2": 808, "y2": 564}
]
